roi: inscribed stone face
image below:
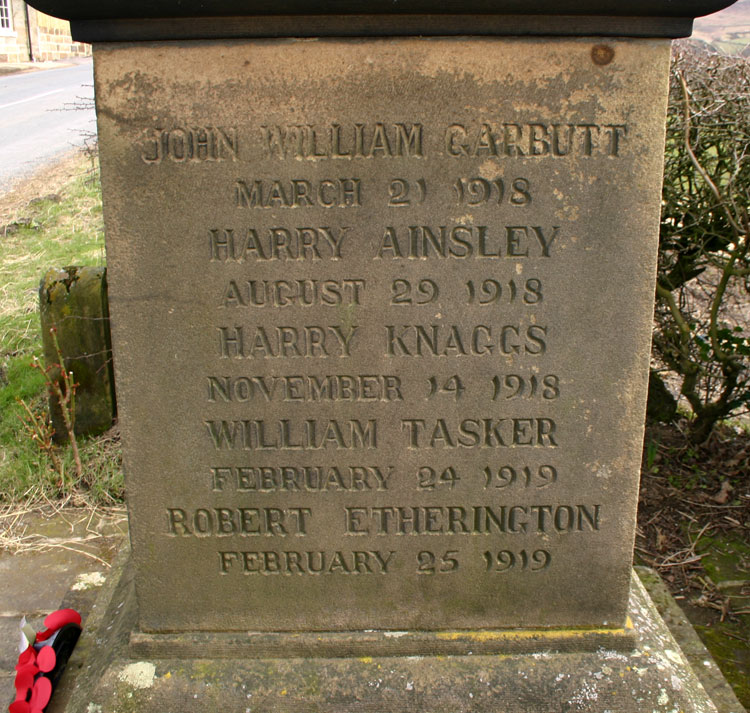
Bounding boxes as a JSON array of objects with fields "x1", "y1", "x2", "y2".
[{"x1": 94, "y1": 38, "x2": 671, "y2": 632}]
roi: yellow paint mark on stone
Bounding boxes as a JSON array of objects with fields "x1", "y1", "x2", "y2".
[
  {"x1": 359, "y1": 656, "x2": 373, "y2": 664},
  {"x1": 435, "y1": 626, "x2": 627, "y2": 642}
]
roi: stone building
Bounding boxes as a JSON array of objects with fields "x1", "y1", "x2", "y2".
[{"x1": 0, "y1": 0, "x2": 88, "y2": 62}]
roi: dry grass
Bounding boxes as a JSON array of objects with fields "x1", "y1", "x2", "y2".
[{"x1": 0, "y1": 500, "x2": 126, "y2": 564}]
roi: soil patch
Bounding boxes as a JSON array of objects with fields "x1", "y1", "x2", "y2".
[{"x1": 638, "y1": 421, "x2": 750, "y2": 705}]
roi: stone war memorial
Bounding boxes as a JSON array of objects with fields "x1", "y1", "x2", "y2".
[{"x1": 28, "y1": 1, "x2": 741, "y2": 711}]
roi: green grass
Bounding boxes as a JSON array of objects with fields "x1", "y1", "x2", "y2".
[
  {"x1": 0, "y1": 157, "x2": 123, "y2": 505},
  {"x1": 0, "y1": 165, "x2": 105, "y2": 359}
]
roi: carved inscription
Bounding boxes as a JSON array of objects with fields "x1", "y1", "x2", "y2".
[
  {"x1": 220, "y1": 279, "x2": 366, "y2": 308},
  {"x1": 218, "y1": 325, "x2": 357, "y2": 358},
  {"x1": 261, "y1": 123, "x2": 424, "y2": 159},
  {"x1": 210, "y1": 465, "x2": 395, "y2": 492},
  {"x1": 234, "y1": 178, "x2": 362, "y2": 208},
  {"x1": 140, "y1": 112, "x2": 628, "y2": 590},
  {"x1": 137, "y1": 121, "x2": 629, "y2": 163},
  {"x1": 207, "y1": 375, "x2": 403, "y2": 402},
  {"x1": 141, "y1": 126, "x2": 238, "y2": 164},
  {"x1": 385, "y1": 325, "x2": 547, "y2": 357},
  {"x1": 400, "y1": 418, "x2": 557, "y2": 448},
  {"x1": 444, "y1": 123, "x2": 626, "y2": 157},
  {"x1": 205, "y1": 419, "x2": 377, "y2": 450},
  {"x1": 375, "y1": 225, "x2": 558, "y2": 259},
  {"x1": 344, "y1": 504, "x2": 600, "y2": 534},
  {"x1": 209, "y1": 227, "x2": 346, "y2": 262},
  {"x1": 218, "y1": 550, "x2": 397, "y2": 575}
]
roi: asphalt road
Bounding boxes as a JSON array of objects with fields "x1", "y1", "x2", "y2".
[{"x1": 0, "y1": 59, "x2": 96, "y2": 194}]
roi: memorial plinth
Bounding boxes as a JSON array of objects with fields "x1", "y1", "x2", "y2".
[
  {"x1": 28, "y1": 2, "x2": 741, "y2": 712},
  {"x1": 98, "y1": 36, "x2": 670, "y2": 637}
]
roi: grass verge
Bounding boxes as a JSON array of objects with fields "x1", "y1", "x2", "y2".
[{"x1": 0, "y1": 152, "x2": 122, "y2": 506}]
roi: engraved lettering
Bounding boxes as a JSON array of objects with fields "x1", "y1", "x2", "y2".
[
  {"x1": 400, "y1": 418, "x2": 558, "y2": 448},
  {"x1": 207, "y1": 374, "x2": 402, "y2": 402},
  {"x1": 261, "y1": 123, "x2": 423, "y2": 159},
  {"x1": 167, "y1": 506, "x2": 311, "y2": 536},
  {"x1": 204, "y1": 419, "x2": 378, "y2": 450},
  {"x1": 220, "y1": 279, "x2": 366, "y2": 308},
  {"x1": 140, "y1": 127, "x2": 238, "y2": 164},
  {"x1": 210, "y1": 465, "x2": 394, "y2": 492},
  {"x1": 234, "y1": 178, "x2": 362, "y2": 208},
  {"x1": 483, "y1": 549, "x2": 551, "y2": 572},
  {"x1": 444, "y1": 122, "x2": 627, "y2": 158},
  {"x1": 375, "y1": 225, "x2": 558, "y2": 259},
  {"x1": 208, "y1": 227, "x2": 346, "y2": 262},
  {"x1": 416, "y1": 550, "x2": 460, "y2": 574},
  {"x1": 454, "y1": 177, "x2": 531, "y2": 206},
  {"x1": 219, "y1": 549, "x2": 396, "y2": 574},
  {"x1": 491, "y1": 374, "x2": 560, "y2": 400},
  {"x1": 483, "y1": 465, "x2": 558, "y2": 489},
  {"x1": 344, "y1": 504, "x2": 598, "y2": 535},
  {"x1": 466, "y1": 278, "x2": 543, "y2": 305},
  {"x1": 386, "y1": 325, "x2": 546, "y2": 357},
  {"x1": 218, "y1": 325, "x2": 358, "y2": 358}
]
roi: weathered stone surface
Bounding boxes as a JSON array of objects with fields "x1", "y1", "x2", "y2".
[
  {"x1": 39, "y1": 266, "x2": 115, "y2": 440},
  {"x1": 636, "y1": 567, "x2": 747, "y2": 713},
  {"x1": 94, "y1": 37, "x2": 671, "y2": 634},
  {"x1": 48, "y1": 554, "x2": 722, "y2": 713}
]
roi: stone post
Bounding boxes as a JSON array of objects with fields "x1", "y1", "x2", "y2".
[{"x1": 39, "y1": 266, "x2": 115, "y2": 441}]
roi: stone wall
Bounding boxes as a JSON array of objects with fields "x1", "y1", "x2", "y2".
[
  {"x1": 0, "y1": 2, "x2": 89, "y2": 63},
  {"x1": 31, "y1": 9, "x2": 89, "y2": 60},
  {"x1": 0, "y1": 0, "x2": 30, "y2": 62}
]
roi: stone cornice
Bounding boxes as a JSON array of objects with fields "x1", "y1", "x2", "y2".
[{"x1": 25, "y1": 0, "x2": 740, "y2": 41}]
